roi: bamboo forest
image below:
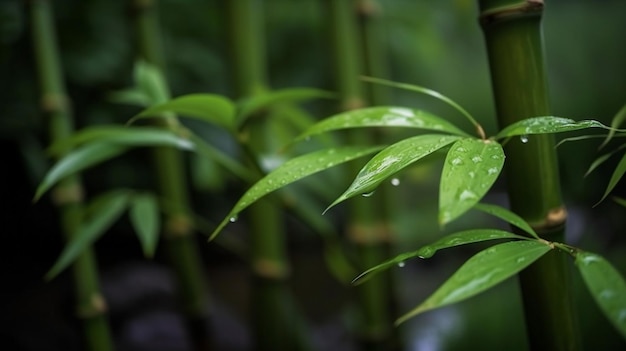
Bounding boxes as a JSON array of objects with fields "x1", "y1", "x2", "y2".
[{"x1": 2, "y1": 1, "x2": 626, "y2": 351}]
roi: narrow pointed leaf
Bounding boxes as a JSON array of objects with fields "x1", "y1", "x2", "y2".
[
  {"x1": 596, "y1": 151, "x2": 626, "y2": 206},
  {"x1": 396, "y1": 240, "x2": 551, "y2": 325},
  {"x1": 47, "y1": 126, "x2": 195, "y2": 157},
  {"x1": 35, "y1": 143, "x2": 127, "y2": 201},
  {"x1": 210, "y1": 145, "x2": 384, "y2": 240},
  {"x1": 600, "y1": 104, "x2": 626, "y2": 149},
  {"x1": 495, "y1": 116, "x2": 608, "y2": 139},
  {"x1": 189, "y1": 134, "x2": 255, "y2": 183},
  {"x1": 439, "y1": 139, "x2": 505, "y2": 225},
  {"x1": 130, "y1": 193, "x2": 160, "y2": 258},
  {"x1": 237, "y1": 87, "x2": 335, "y2": 123},
  {"x1": 108, "y1": 88, "x2": 151, "y2": 107},
  {"x1": 353, "y1": 229, "x2": 526, "y2": 285},
  {"x1": 296, "y1": 106, "x2": 470, "y2": 141},
  {"x1": 130, "y1": 94, "x2": 236, "y2": 131},
  {"x1": 473, "y1": 203, "x2": 539, "y2": 239},
  {"x1": 586, "y1": 151, "x2": 617, "y2": 177},
  {"x1": 327, "y1": 134, "x2": 461, "y2": 211},
  {"x1": 576, "y1": 251, "x2": 626, "y2": 339},
  {"x1": 45, "y1": 190, "x2": 132, "y2": 279}
]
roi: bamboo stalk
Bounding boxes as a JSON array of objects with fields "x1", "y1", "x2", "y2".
[
  {"x1": 224, "y1": 1, "x2": 311, "y2": 350},
  {"x1": 29, "y1": 1, "x2": 113, "y2": 350},
  {"x1": 325, "y1": 1, "x2": 397, "y2": 350},
  {"x1": 478, "y1": 1, "x2": 581, "y2": 349},
  {"x1": 131, "y1": 1, "x2": 211, "y2": 350}
]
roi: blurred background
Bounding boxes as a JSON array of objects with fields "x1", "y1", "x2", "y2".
[{"x1": 1, "y1": 0, "x2": 625, "y2": 350}]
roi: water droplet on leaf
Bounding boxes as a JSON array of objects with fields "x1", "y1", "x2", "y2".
[
  {"x1": 362, "y1": 191, "x2": 376, "y2": 197},
  {"x1": 471, "y1": 155, "x2": 483, "y2": 163},
  {"x1": 451, "y1": 158, "x2": 463, "y2": 166},
  {"x1": 229, "y1": 215, "x2": 238, "y2": 223},
  {"x1": 391, "y1": 178, "x2": 400, "y2": 186},
  {"x1": 520, "y1": 135, "x2": 529, "y2": 143},
  {"x1": 397, "y1": 261, "x2": 406, "y2": 268}
]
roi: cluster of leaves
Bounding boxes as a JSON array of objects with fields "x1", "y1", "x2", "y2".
[
  {"x1": 206, "y1": 77, "x2": 626, "y2": 338},
  {"x1": 35, "y1": 61, "x2": 337, "y2": 279}
]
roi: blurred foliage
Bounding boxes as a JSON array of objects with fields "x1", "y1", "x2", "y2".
[{"x1": 2, "y1": 0, "x2": 626, "y2": 350}]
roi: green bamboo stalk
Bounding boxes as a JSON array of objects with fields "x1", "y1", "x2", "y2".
[
  {"x1": 132, "y1": 1, "x2": 211, "y2": 350},
  {"x1": 224, "y1": 1, "x2": 311, "y2": 350},
  {"x1": 29, "y1": 1, "x2": 113, "y2": 350},
  {"x1": 326, "y1": 1, "x2": 397, "y2": 350},
  {"x1": 478, "y1": 1, "x2": 580, "y2": 350}
]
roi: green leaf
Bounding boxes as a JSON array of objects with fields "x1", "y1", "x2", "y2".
[
  {"x1": 189, "y1": 134, "x2": 255, "y2": 183},
  {"x1": 45, "y1": 190, "x2": 132, "y2": 279},
  {"x1": 495, "y1": 116, "x2": 607, "y2": 140},
  {"x1": 361, "y1": 76, "x2": 481, "y2": 135},
  {"x1": 396, "y1": 240, "x2": 551, "y2": 325},
  {"x1": 327, "y1": 134, "x2": 461, "y2": 212},
  {"x1": 135, "y1": 60, "x2": 169, "y2": 104},
  {"x1": 595, "y1": 151, "x2": 626, "y2": 206},
  {"x1": 210, "y1": 145, "x2": 384, "y2": 240},
  {"x1": 439, "y1": 139, "x2": 505, "y2": 225},
  {"x1": 613, "y1": 196, "x2": 626, "y2": 208},
  {"x1": 130, "y1": 94, "x2": 236, "y2": 131},
  {"x1": 352, "y1": 229, "x2": 526, "y2": 285},
  {"x1": 586, "y1": 150, "x2": 618, "y2": 177},
  {"x1": 600, "y1": 104, "x2": 626, "y2": 149},
  {"x1": 473, "y1": 203, "x2": 539, "y2": 239},
  {"x1": 237, "y1": 87, "x2": 335, "y2": 123},
  {"x1": 108, "y1": 88, "x2": 151, "y2": 107},
  {"x1": 575, "y1": 251, "x2": 626, "y2": 339},
  {"x1": 35, "y1": 143, "x2": 128, "y2": 201},
  {"x1": 129, "y1": 193, "x2": 160, "y2": 258},
  {"x1": 296, "y1": 106, "x2": 470, "y2": 141},
  {"x1": 47, "y1": 125, "x2": 195, "y2": 157}
]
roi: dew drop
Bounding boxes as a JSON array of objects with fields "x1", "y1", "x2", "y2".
[
  {"x1": 397, "y1": 261, "x2": 406, "y2": 268},
  {"x1": 520, "y1": 135, "x2": 529, "y2": 143},
  {"x1": 468, "y1": 171, "x2": 475, "y2": 178},
  {"x1": 229, "y1": 215, "x2": 238, "y2": 223},
  {"x1": 471, "y1": 155, "x2": 483, "y2": 163},
  {"x1": 487, "y1": 167, "x2": 499, "y2": 175},
  {"x1": 451, "y1": 157, "x2": 463, "y2": 166},
  {"x1": 516, "y1": 257, "x2": 526, "y2": 264},
  {"x1": 418, "y1": 246, "x2": 435, "y2": 258},
  {"x1": 391, "y1": 178, "x2": 400, "y2": 186},
  {"x1": 362, "y1": 191, "x2": 376, "y2": 197},
  {"x1": 459, "y1": 189, "x2": 477, "y2": 201},
  {"x1": 456, "y1": 147, "x2": 467, "y2": 153}
]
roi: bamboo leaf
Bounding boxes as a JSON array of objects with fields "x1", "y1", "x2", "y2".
[
  {"x1": 595, "y1": 151, "x2": 626, "y2": 206},
  {"x1": 34, "y1": 143, "x2": 128, "y2": 201},
  {"x1": 135, "y1": 60, "x2": 169, "y2": 104},
  {"x1": 613, "y1": 196, "x2": 626, "y2": 208},
  {"x1": 575, "y1": 251, "x2": 626, "y2": 339},
  {"x1": 439, "y1": 139, "x2": 505, "y2": 225},
  {"x1": 473, "y1": 203, "x2": 539, "y2": 239},
  {"x1": 129, "y1": 193, "x2": 160, "y2": 258},
  {"x1": 352, "y1": 229, "x2": 526, "y2": 285},
  {"x1": 47, "y1": 126, "x2": 195, "y2": 157},
  {"x1": 495, "y1": 116, "x2": 607, "y2": 139},
  {"x1": 189, "y1": 134, "x2": 255, "y2": 183},
  {"x1": 396, "y1": 240, "x2": 551, "y2": 325},
  {"x1": 296, "y1": 106, "x2": 470, "y2": 141},
  {"x1": 237, "y1": 87, "x2": 336, "y2": 123},
  {"x1": 45, "y1": 190, "x2": 132, "y2": 279},
  {"x1": 326, "y1": 134, "x2": 461, "y2": 212},
  {"x1": 210, "y1": 145, "x2": 384, "y2": 240},
  {"x1": 130, "y1": 94, "x2": 236, "y2": 131},
  {"x1": 600, "y1": 104, "x2": 626, "y2": 149},
  {"x1": 361, "y1": 76, "x2": 481, "y2": 134},
  {"x1": 108, "y1": 88, "x2": 151, "y2": 107}
]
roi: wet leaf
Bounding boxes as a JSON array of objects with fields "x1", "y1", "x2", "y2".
[
  {"x1": 296, "y1": 106, "x2": 470, "y2": 141},
  {"x1": 209, "y1": 146, "x2": 384, "y2": 240},
  {"x1": 595, "y1": 151, "x2": 626, "y2": 206},
  {"x1": 439, "y1": 139, "x2": 505, "y2": 225},
  {"x1": 130, "y1": 94, "x2": 236, "y2": 131},
  {"x1": 576, "y1": 252, "x2": 626, "y2": 339},
  {"x1": 495, "y1": 116, "x2": 607, "y2": 139},
  {"x1": 473, "y1": 203, "x2": 539, "y2": 239},
  {"x1": 237, "y1": 87, "x2": 335, "y2": 124},
  {"x1": 35, "y1": 143, "x2": 128, "y2": 201},
  {"x1": 46, "y1": 190, "x2": 132, "y2": 279},
  {"x1": 396, "y1": 240, "x2": 551, "y2": 325},
  {"x1": 47, "y1": 126, "x2": 195, "y2": 157},
  {"x1": 130, "y1": 193, "x2": 160, "y2": 258},
  {"x1": 327, "y1": 134, "x2": 461, "y2": 211},
  {"x1": 352, "y1": 229, "x2": 526, "y2": 285}
]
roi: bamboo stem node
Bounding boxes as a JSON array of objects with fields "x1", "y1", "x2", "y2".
[
  {"x1": 51, "y1": 181, "x2": 84, "y2": 205},
  {"x1": 164, "y1": 213, "x2": 193, "y2": 238},
  {"x1": 252, "y1": 258, "x2": 290, "y2": 280},
  {"x1": 479, "y1": 0, "x2": 543, "y2": 26},
  {"x1": 76, "y1": 293, "x2": 108, "y2": 319},
  {"x1": 530, "y1": 205, "x2": 568, "y2": 234},
  {"x1": 347, "y1": 222, "x2": 393, "y2": 245},
  {"x1": 41, "y1": 92, "x2": 69, "y2": 114},
  {"x1": 341, "y1": 96, "x2": 367, "y2": 111}
]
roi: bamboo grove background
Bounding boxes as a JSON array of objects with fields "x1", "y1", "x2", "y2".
[{"x1": 1, "y1": 0, "x2": 625, "y2": 350}]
